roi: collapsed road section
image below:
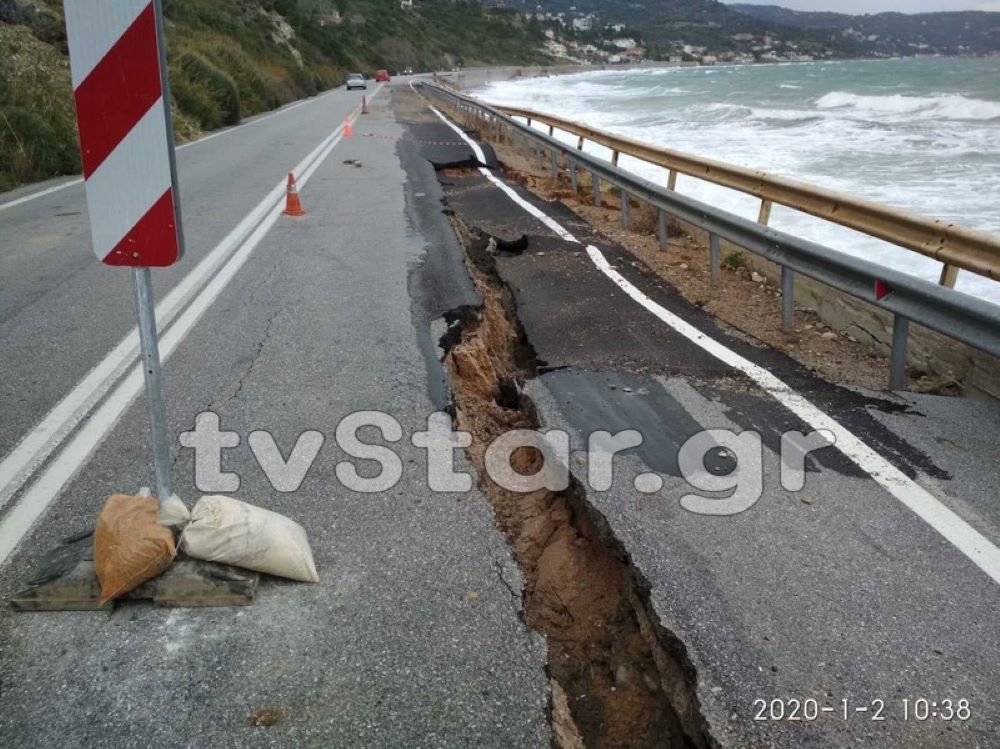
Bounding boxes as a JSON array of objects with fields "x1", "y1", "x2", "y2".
[{"x1": 401, "y1": 84, "x2": 1000, "y2": 748}]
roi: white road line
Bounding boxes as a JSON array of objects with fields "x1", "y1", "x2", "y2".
[
  {"x1": 0, "y1": 119, "x2": 347, "y2": 565},
  {"x1": 0, "y1": 86, "x2": 381, "y2": 540},
  {"x1": 430, "y1": 103, "x2": 1000, "y2": 586},
  {"x1": 0, "y1": 178, "x2": 85, "y2": 212},
  {"x1": 0, "y1": 89, "x2": 329, "y2": 212}
]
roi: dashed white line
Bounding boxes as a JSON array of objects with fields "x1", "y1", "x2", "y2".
[{"x1": 430, "y1": 103, "x2": 1000, "y2": 586}]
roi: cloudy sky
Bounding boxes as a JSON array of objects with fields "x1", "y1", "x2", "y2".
[{"x1": 725, "y1": 0, "x2": 1000, "y2": 13}]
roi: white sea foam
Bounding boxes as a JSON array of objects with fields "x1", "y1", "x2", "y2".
[
  {"x1": 817, "y1": 92, "x2": 1000, "y2": 121},
  {"x1": 477, "y1": 60, "x2": 1000, "y2": 302}
]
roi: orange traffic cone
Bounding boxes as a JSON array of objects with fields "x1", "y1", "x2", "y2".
[
  {"x1": 343, "y1": 118, "x2": 353, "y2": 137},
  {"x1": 283, "y1": 172, "x2": 305, "y2": 217}
]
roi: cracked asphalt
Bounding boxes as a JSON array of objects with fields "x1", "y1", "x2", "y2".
[
  {"x1": 0, "y1": 82, "x2": 549, "y2": 747},
  {"x1": 420, "y1": 103, "x2": 1000, "y2": 747}
]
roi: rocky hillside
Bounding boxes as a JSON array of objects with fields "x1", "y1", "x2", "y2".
[{"x1": 0, "y1": 0, "x2": 550, "y2": 190}]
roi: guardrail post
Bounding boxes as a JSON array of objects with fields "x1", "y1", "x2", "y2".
[
  {"x1": 667, "y1": 170, "x2": 677, "y2": 190},
  {"x1": 577, "y1": 135, "x2": 585, "y2": 150},
  {"x1": 621, "y1": 189, "x2": 629, "y2": 229},
  {"x1": 781, "y1": 266, "x2": 795, "y2": 333},
  {"x1": 758, "y1": 199, "x2": 773, "y2": 226},
  {"x1": 939, "y1": 264, "x2": 959, "y2": 289},
  {"x1": 526, "y1": 117, "x2": 532, "y2": 127},
  {"x1": 612, "y1": 150, "x2": 620, "y2": 167},
  {"x1": 710, "y1": 234, "x2": 721, "y2": 284},
  {"x1": 534, "y1": 144, "x2": 541, "y2": 162},
  {"x1": 570, "y1": 162, "x2": 578, "y2": 193},
  {"x1": 658, "y1": 211, "x2": 668, "y2": 251},
  {"x1": 550, "y1": 149, "x2": 559, "y2": 179},
  {"x1": 548, "y1": 124, "x2": 554, "y2": 137},
  {"x1": 889, "y1": 315, "x2": 910, "y2": 390},
  {"x1": 593, "y1": 175, "x2": 601, "y2": 207}
]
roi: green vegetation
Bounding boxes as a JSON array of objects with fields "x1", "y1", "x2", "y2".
[
  {"x1": 0, "y1": 0, "x2": 550, "y2": 190},
  {"x1": 721, "y1": 251, "x2": 746, "y2": 272},
  {"x1": 0, "y1": 24, "x2": 79, "y2": 191}
]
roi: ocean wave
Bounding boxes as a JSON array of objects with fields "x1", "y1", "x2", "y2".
[
  {"x1": 816, "y1": 91, "x2": 1000, "y2": 121},
  {"x1": 778, "y1": 84, "x2": 803, "y2": 89}
]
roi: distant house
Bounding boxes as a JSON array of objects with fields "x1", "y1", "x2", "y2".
[
  {"x1": 612, "y1": 38, "x2": 636, "y2": 49},
  {"x1": 624, "y1": 47, "x2": 646, "y2": 60},
  {"x1": 399, "y1": 0, "x2": 413, "y2": 8}
]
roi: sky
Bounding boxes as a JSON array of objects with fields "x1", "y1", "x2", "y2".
[{"x1": 724, "y1": 0, "x2": 1000, "y2": 13}]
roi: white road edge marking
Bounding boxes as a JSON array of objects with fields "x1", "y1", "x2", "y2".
[
  {"x1": 429, "y1": 103, "x2": 1000, "y2": 586},
  {"x1": 0, "y1": 90, "x2": 327, "y2": 212},
  {"x1": 0, "y1": 87, "x2": 382, "y2": 563}
]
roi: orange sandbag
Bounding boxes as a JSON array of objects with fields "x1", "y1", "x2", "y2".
[{"x1": 94, "y1": 494, "x2": 176, "y2": 603}]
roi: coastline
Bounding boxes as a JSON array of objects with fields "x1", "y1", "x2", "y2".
[{"x1": 432, "y1": 71, "x2": 1000, "y2": 399}]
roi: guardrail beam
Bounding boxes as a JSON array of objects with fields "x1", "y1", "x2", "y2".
[
  {"x1": 492, "y1": 102, "x2": 1000, "y2": 283},
  {"x1": 418, "y1": 84, "x2": 1000, "y2": 366}
]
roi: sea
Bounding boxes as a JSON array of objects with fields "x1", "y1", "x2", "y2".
[{"x1": 473, "y1": 58, "x2": 1000, "y2": 304}]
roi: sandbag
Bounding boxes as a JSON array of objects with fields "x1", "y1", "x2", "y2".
[
  {"x1": 94, "y1": 494, "x2": 177, "y2": 603},
  {"x1": 179, "y1": 495, "x2": 319, "y2": 583}
]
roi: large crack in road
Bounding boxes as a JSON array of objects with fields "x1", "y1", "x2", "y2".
[{"x1": 440, "y1": 214, "x2": 710, "y2": 749}]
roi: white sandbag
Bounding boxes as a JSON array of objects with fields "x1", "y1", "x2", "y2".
[
  {"x1": 180, "y1": 495, "x2": 319, "y2": 582},
  {"x1": 157, "y1": 494, "x2": 191, "y2": 527}
]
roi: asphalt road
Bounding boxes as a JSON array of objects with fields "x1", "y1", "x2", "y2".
[
  {"x1": 419, "y1": 102, "x2": 1000, "y2": 748},
  {"x1": 0, "y1": 80, "x2": 550, "y2": 747},
  {"x1": 2, "y1": 73, "x2": 999, "y2": 749}
]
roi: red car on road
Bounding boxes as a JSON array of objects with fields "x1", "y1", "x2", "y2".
[{"x1": 375, "y1": 69, "x2": 391, "y2": 83}]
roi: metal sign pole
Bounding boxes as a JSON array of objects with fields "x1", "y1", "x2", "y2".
[{"x1": 132, "y1": 267, "x2": 172, "y2": 503}]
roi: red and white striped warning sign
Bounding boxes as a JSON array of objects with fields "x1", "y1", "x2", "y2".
[{"x1": 65, "y1": 0, "x2": 183, "y2": 267}]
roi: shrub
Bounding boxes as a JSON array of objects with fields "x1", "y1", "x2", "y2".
[
  {"x1": 722, "y1": 251, "x2": 747, "y2": 272},
  {"x1": 177, "y1": 51, "x2": 241, "y2": 126},
  {"x1": 0, "y1": 106, "x2": 80, "y2": 189},
  {"x1": 169, "y1": 72, "x2": 224, "y2": 131},
  {"x1": 204, "y1": 42, "x2": 283, "y2": 113}
]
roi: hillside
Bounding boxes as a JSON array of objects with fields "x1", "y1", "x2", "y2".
[
  {"x1": 0, "y1": 0, "x2": 550, "y2": 190},
  {"x1": 528, "y1": 0, "x2": 1000, "y2": 60},
  {"x1": 528, "y1": 0, "x2": 859, "y2": 58},
  {"x1": 730, "y1": 4, "x2": 1000, "y2": 56}
]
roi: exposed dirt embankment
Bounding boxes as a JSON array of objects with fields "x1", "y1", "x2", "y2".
[{"x1": 443, "y1": 217, "x2": 709, "y2": 749}]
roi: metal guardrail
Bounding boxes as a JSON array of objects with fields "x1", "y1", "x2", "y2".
[
  {"x1": 490, "y1": 106, "x2": 1000, "y2": 289},
  {"x1": 420, "y1": 83, "x2": 1000, "y2": 390}
]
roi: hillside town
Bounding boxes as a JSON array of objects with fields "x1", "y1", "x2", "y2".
[
  {"x1": 531, "y1": 9, "x2": 826, "y2": 66},
  {"x1": 495, "y1": 0, "x2": 1000, "y2": 66}
]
